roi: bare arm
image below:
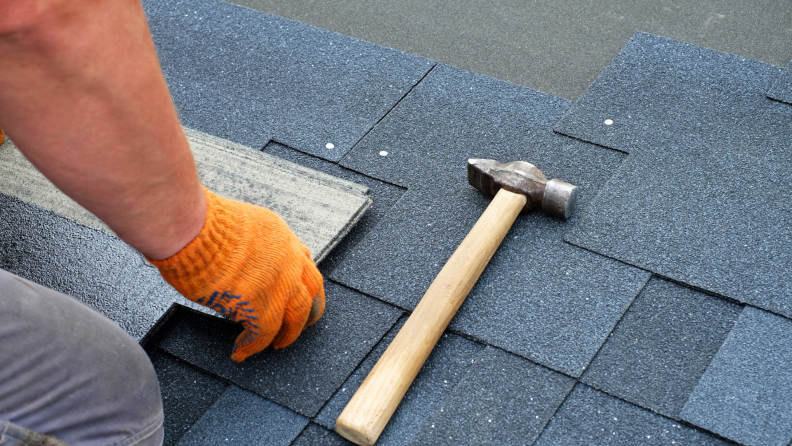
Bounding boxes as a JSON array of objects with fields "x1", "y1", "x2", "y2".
[{"x1": 0, "y1": 0, "x2": 205, "y2": 259}]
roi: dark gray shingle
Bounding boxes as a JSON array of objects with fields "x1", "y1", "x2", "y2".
[
  {"x1": 315, "y1": 317, "x2": 485, "y2": 445},
  {"x1": 156, "y1": 282, "x2": 402, "y2": 417},
  {"x1": 411, "y1": 347, "x2": 575, "y2": 446},
  {"x1": 555, "y1": 32, "x2": 792, "y2": 317},
  {"x1": 681, "y1": 306, "x2": 792, "y2": 446},
  {"x1": 149, "y1": 350, "x2": 230, "y2": 446},
  {"x1": 334, "y1": 64, "x2": 649, "y2": 377},
  {"x1": 766, "y1": 59, "x2": 792, "y2": 105},
  {"x1": 143, "y1": 0, "x2": 434, "y2": 158},
  {"x1": 535, "y1": 384, "x2": 732, "y2": 446},
  {"x1": 177, "y1": 386, "x2": 308, "y2": 446},
  {"x1": 581, "y1": 277, "x2": 742, "y2": 419}
]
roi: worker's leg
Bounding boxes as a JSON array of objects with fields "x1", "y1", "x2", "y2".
[{"x1": 0, "y1": 269, "x2": 164, "y2": 446}]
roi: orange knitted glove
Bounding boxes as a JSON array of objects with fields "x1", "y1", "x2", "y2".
[
  {"x1": 0, "y1": 126, "x2": 5, "y2": 144},
  {"x1": 148, "y1": 187, "x2": 325, "y2": 362}
]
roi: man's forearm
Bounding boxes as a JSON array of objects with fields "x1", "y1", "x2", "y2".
[{"x1": 0, "y1": 0, "x2": 205, "y2": 259}]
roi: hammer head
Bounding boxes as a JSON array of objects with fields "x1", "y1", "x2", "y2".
[{"x1": 467, "y1": 158, "x2": 578, "y2": 218}]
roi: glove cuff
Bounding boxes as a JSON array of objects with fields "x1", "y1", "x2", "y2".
[{"x1": 146, "y1": 187, "x2": 239, "y2": 285}]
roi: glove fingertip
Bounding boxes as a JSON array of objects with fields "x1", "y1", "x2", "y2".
[{"x1": 231, "y1": 329, "x2": 275, "y2": 362}]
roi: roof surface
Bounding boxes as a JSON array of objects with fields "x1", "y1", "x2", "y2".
[
  {"x1": 5, "y1": 0, "x2": 792, "y2": 444},
  {"x1": 136, "y1": 1, "x2": 792, "y2": 444}
]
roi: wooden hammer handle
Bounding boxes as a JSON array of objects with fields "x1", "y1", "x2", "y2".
[{"x1": 335, "y1": 188, "x2": 528, "y2": 445}]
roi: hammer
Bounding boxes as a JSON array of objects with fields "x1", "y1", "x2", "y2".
[{"x1": 335, "y1": 159, "x2": 578, "y2": 445}]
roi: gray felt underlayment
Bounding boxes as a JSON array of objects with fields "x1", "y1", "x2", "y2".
[
  {"x1": 410, "y1": 347, "x2": 575, "y2": 446},
  {"x1": 334, "y1": 63, "x2": 650, "y2": 377},
  {"x1": 314, "y1": 317, "x2": 486, "y2": 446},
  {"x1": 766, "y1": 59, "x2": 792, "y2": 105},
  {"x1": 580, "y1": 277, "x2": 742, "y2": 420},
  {"x1": 262, "y1": 141, "x2": 407, "y2": 276},
  {"x1": 177, "y1": 386, "x2": 309, "y2": 446},
  {"x1": 156, "y1": 282, "x2": 403, "y2": 418},
  {"x1": 143, "y1": 0, "x2": 434, "y2": 159},
  {"x1": 681, "y1": 306, "x2": 792, "y2": 446},
  {"x1": 148, "y1": 349, "x2": 230, "y2": 446},
  {"x1": 555, "y1": 32, "x2": 792, "y2": 317},
  {"x1": 535, "y1": 384, "x2": 731, "y2": 446},
  {"x1": 0, "y1": 130, "x2": 371, "y2": 263}
]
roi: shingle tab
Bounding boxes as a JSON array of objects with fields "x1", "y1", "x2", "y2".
[
  {"x1": 766, "y1": 59, "x2": 792, "y2": 105},
  {"x1": 535, "y1": 384, "x2": 731, "y2": 446},
  {"x1": 335, "y1": 64, "x2": 649, "y2": 376},
  {"x1": 290, "y1": 423, "x2": 350, "y2": 446},
  {"x1": 554, "y1": 32, "x2": 792, "y2": 317},
  {"x1": 411, "y1": 347, "x2": 574, "y2": 446},
  {"x1": 315, "y1": 317, "x2": 485, "y2": 445},
  {"x1": 142, "y1": 0, "x2": 434, "y2": 158},
  {"x1": 178, "y1": 386, "x2": 308, "y2": 446},
  {"x1": 156, "y1": 283, "x2": 402, "y2": 417},
  {"x1": 581, "y1": 278, "x2": 742, "y2": 419},
  {"x1": 148, "y1": 350, "x2": 230, "y2": 446},
  {"x1": 681, "y1": 306, "x2": 792, "y2": 446}
]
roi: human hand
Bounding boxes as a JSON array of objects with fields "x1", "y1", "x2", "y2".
[{"x1": 148, "y1": 187, "x2": 325, "y2": 362}]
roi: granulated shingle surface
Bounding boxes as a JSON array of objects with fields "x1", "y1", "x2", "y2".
[
  {"x1": 535, "y1": 384, "x2": 731, "y2": 446},
  {"x1": 290, "y1": 423, "x2": 349, "y2": 446},
  {"x1": 262, "y1": 141, "x2": 407, "y2": 277},
  {"x1": 148, "y1": 349, "x2": 230, "y2": 446},
  {"x1": 142, "y1": 0, "x2": 434, "y2": 158},
  {"x1": 681, "y1": 306, "x2": 792, "y2": 446},
  {"x1": 177, "y1": 386, "x2": 308, "y2": 446},
  {"x1": 581, "y1": 278, "x2": 742, "y2": 419},
  {"x1": 315, "y1": 317, "x2": 485, "y2": 445},
  {"x1": 334, "y1": 64, "x2": 649, "y2": 377},
  {"x1": 0, "y1": 193, "x2": 206, "y2": 340},
  {"x1": 156, "y1": 282, "x2": 402, "y2": 417},
  {"x1": 555, "y1": 32, "x2": 792, "y2": 317},
  {"x1": 766, "y1": 59, "x2": 792, "y2": 105},
  {"x1": 411, "y1": 347, "x2": 575, "y2": 446}
]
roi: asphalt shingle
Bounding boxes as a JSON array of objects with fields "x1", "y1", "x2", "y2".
[
  {"x1": 315, "y1": 317, "x2": 485, "y2": 445},
  {"x1": 681, "y1": 306, "x2": 792, "y2": 446},
  {"x1": 580, "y1": 277, "x2": 742, "y2": 419},
  {"x1": 766, "y1": 59, "x2": 792, "y2": 105},
  {"x1": 178, "y1": 386, "x2": 308, "y2": 446},
  {"x1": 156, "y1": 282, "x2": 402, "y2": 417},
  {"x1": 554, "y1": 32, "x2": 792, "y2": 317},
  {"x1": 143, "y1": 0, "x2": 434, "y2": 158},
  {"x1": 148, "y1": 349, "x2": 230, "y2": 446},
  {"x1": 290, "y1": 423, "x2": 350, "y2": 446},
  {"x1": 334, "y1": 64, "x2": 649, "y2": 377},
  {"x1": 535, "y1": 384, "x2": 731, "y2": 446},
  {"x1": 411, "y1": 346, "x2": 575, "y2": 446},
  {"x1": 0, "y1": 193, "x2": 207, "y2": 340},
  {"x1": 261, "y1": 141, "x2": 407, "y2": 277}
]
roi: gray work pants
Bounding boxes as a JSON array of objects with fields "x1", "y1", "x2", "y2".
[{"x1": 0, "y1": 269, "x2": 164, "y2": 446}]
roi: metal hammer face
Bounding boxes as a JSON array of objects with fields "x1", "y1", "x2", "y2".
[{"x1": 467, "y1": 158, "x2": 578, "y2": 218}]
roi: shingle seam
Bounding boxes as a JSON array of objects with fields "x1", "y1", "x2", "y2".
[
  {"x1": 325, "y1": 278, "x2": 407, "y2": 312},
  {"x1": 289, "y1": 422, "x2": 313, "y2": 446},
  {"x1": 260, "y1": 141, "x2": 409, "y2": 193},
  {"x1": 306, "y1": 314, "x2": 408, "y2": 424},
  {"x1": 551, "y1": 129, "x2": 631, "y2": 155},
  {"x1": 339, "y1": 63, "x2": 439, "y2": 169},
  {"x1": 530, "y1": 382, "x2": 739, "y2": 446}
]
